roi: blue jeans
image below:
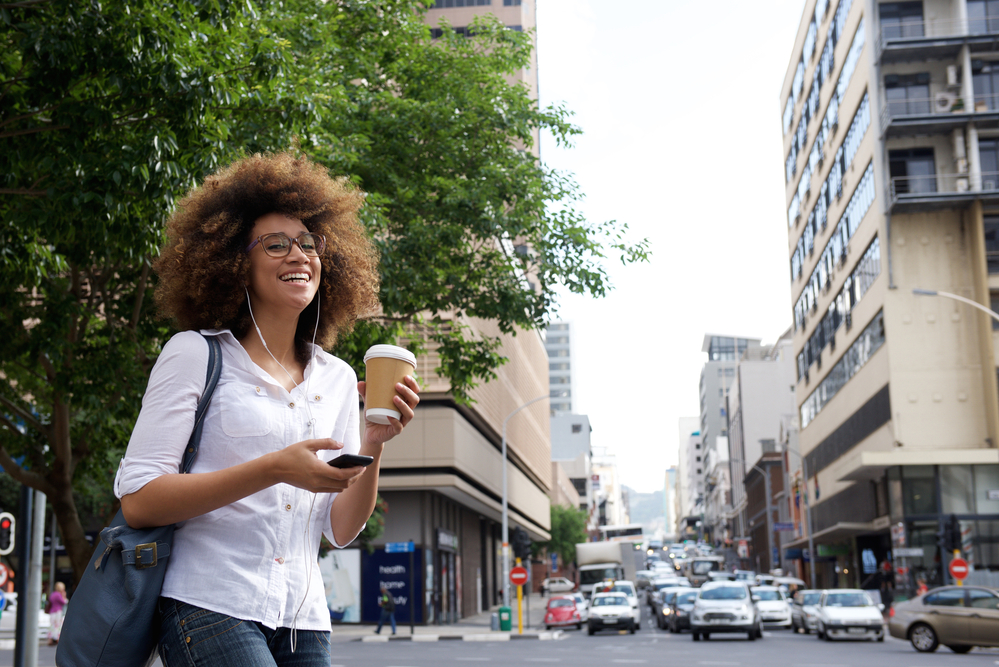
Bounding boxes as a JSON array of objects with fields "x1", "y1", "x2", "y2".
[
  {"x1": 158, "y1": 597, "x2": 331, "y2": 667},
  {"x1": 375, "y1": 609, "x2": 396, "y2": 634}
]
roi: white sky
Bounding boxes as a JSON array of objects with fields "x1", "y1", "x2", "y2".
[{"x1": 536, "y1": 0, "x2": 808, "y2": 493}]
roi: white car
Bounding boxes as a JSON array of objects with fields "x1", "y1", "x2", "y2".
[
  {"x1": 541, "y1": 577, "x2": 575, "y2": 594},
  {"x1": 752, "y1": 586, "x2": 792, "y2": 628},
  {"x1": 815, "y1": 589, "x2": 885, "y2": 642},
  {"x1": 791, "y1": 589, "x2": 823, "y2": 633},
  {"x1": 606, "y1": 580, "x2": 642, "y2": 627},
  {"x1": 691, "y1": 581, "x2": 763, "y2": 641},
  {"x1": 569, "y1": 592, "x2": 590, "y2": 622},
  {"x1": 588, "y1": 593, "x2": 637, "y2": 635}
]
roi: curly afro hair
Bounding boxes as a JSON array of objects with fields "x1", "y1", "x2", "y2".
[{"x1": 154, "y1": 152, "x2": 380, "y2": 362}]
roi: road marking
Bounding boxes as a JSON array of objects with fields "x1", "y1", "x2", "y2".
[
  {"x1": 698, "y1": 663, "x2": 740, "y2": 666},
  {"x1": 455, "y1": 659, "x2": 491, "y2": 662},
  {"x1": 612, "y1": 661, "x2": 648, "y2": 664},
  {"x1": 524, "y1": 660, "x2": 561, "y2": 663}
]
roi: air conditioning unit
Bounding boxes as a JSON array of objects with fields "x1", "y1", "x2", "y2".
[
  {"x1": 947, "y1": 65, "x2": 960, "y2": 88},
  {"x1": 957, "y1": 178, "x2": 970, "y2": 192},
  {"x1": 986, "y1": 180, "x2": 997, "y2": 190},
  {"x1": 935, "y1": 91, "x2": 958, "y2": 113}
]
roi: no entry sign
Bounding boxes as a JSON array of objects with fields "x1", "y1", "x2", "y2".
[
  {"x1": 949, "y1": 557, "x2": 969, "y2": 581},
  {"x1": 510, "y1": 566, "x2": 528, "y2": 586}
]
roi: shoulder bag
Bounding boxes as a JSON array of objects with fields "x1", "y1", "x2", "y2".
[{"x1": 57, "y1": 334, "x2": 222, "y2": 667}]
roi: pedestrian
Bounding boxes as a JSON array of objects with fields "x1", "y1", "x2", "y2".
[
  {"x1": 114, "y1": 152, "x2": 420, "y2": 666},
  {"x1": 375, "y1": 585, "x2": 397, "y2": 635},
  {"x1": 46, "y1": 582, "x2": 68, "y2": 646}
]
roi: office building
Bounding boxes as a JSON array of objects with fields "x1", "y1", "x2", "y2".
[
  {"x1": 545, "y1": 321, "x2": 574, "y2": 415},
  {"x1": 781, "y1": 0, "x2": 999, "y2": 589}
]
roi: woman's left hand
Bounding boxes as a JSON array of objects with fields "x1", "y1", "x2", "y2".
[{"x1": 358, "y1": 375, "x2": 420, "y2": 445}]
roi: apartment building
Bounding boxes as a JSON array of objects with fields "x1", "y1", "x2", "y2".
[
  {"x1": 781, "y1": 0, "x2": 999, "y2": 589},
  {"x1": 545, "y1": 321, "x2": 574, "y2": 415},
  {"x1": 677, "y1": 417, "x2": 704, "y2": 539}
]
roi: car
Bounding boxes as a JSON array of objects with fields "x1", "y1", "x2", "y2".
[
  {"x1": 544, "y1": 595, "x2": 584, "y2": 630},
  {"x1": 888, "y1": 585, "x2": 999, "y2": 653},
  {"x1": 752, "y1": 585, "x2": 792, "y2": 628},
  {"x1": 734, "y1": 570, "x2": 756, "y2": 583},
  {"x1": 656, "y1": 589, "x2": 680, "y2": 629},
  {"x1": 587, "y1": 593, "x2": 637, "y2": 635},
  {"x1": 690, "y1": 581, "x2": 763, "y2": 642},
  {"x1": 668, "y1": 587, "x2": 698, "y2": 633},
  {"x1": 814, "y1": 589, "x2": 884, "y2": 642},
  {"x1": 707, "y1": 571, "x2": 735, "y2": 582},
  {"x1": 648, "y1": 577, "x2": 690, "y2": 609},
  {"x1": 682, "y1": 556, "x2": 726, "y2": 588},
  {"x1": 634, "y1": 570, "x2": 655, "y2": 593},
  {"x1": 569, "y1": 592, "x2": 590, "y2": 622},
  {"x1": 755, "y1": 573, "x2": 776, "y2": 587},
  {"x1": 606, "y1": 580, "x2": 642, "y2": 627},
  {"x1": 540, "y1": 577, "x2": 575, "y2": 595},
  {"x1": 791, "y1": 589, "x2": 823, "y2": 634}
]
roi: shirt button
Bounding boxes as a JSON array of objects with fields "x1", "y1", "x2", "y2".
[
  {"x1": 276, "y1": 557, "x2": 285, "y2": 565},
  {"x1": 255, "y1": 386, "x2": 261, "y2": 393},
  {"x1": 314, "y1": 395, "x2": 322, "y2": 401},
  {"x1": 285, "y1": 504, "x2": 292, "y2": 511},
  {"x1": 289, "y1": 402, "x2": 295, "y2": 408}
]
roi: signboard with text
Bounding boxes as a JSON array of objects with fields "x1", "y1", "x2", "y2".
[{"x1": 361, "y1": 547, "x2": 424, "y2": 624}]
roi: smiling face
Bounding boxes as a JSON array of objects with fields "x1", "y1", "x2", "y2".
[{"x1": 245, "y1": 212, "x2": 322, "y2": 317}]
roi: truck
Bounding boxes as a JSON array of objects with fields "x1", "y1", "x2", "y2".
[{"x1": 575, "y1": 541, "x2": 640, "y2": 598}]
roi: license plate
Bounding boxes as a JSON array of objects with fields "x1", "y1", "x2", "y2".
[
  {"x1": 848, "y1": 627, "x2": 867, "y2": 634},
  {"x1": 603, "y1": 618, "x2": 617, "y2": 624}
]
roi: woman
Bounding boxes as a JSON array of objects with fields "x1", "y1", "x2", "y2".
[
  {"x1": 115, "y1": 152, "x2": 419, "y2": 665},
  {"x1": 47, "y1": 582, "x2": 68, "y2": 645}
]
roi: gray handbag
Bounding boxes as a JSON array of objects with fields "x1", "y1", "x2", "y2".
[{"x1": 57, "y1": 334, "x2": 222, "y2": 667}]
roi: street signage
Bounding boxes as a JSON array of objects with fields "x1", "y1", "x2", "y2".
[
  {"x1": 893, "y1": 547, "x2": 924, "y2": 558},
  {"x1": 385, "y1": 541, "x2": 414, "y2": 553},
  {"x1": 774, "y1": 522, "x2": 795, "y2": 532},
  {"x1": 510, "y1": 566, "x2": 528, "y2": 586},
  {"x1": 550, "y1": 553, "x2": 558, "y2": 573},
  {"x1": 949, "y1": 557, "x2": 969, "y2": 581},
  {"x1": 988, "y1": 489, "x2": 999, "y2": 500}
]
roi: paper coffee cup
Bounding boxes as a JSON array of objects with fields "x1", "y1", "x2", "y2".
[{"x1": 363, "y1": 345, "x2": 417, "y2": 424}]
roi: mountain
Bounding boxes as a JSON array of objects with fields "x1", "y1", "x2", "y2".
[{"x1": 623, "y1": 486, "x2": 666, "y2": 536}]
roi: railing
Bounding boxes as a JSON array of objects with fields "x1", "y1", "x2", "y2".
[
  {"x1": 888, "y1": 171, "x2": 999, "y2": 203},
  {"x1": 880, "y1": 94, "x2": 999, "y2": 130},
  {"x1": 876, "y1": 16, "x2": 999, "y2": 57}
]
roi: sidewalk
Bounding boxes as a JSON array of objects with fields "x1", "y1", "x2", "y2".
[{"x1": 330, "y1": 591, "x2": 560, "y2": 642}]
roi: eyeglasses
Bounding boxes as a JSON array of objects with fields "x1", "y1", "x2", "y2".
[{"x1": 245, "y1": 232, "x2": 326, "y2": 258}]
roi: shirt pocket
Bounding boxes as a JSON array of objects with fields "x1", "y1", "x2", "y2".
[{"x1": 218, "y1": 383, "x2": 273, "y2": 437}]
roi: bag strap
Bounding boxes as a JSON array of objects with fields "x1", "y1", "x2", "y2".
[{"x1": 180, "y1": 334, "x2": 223, "y2": 474}]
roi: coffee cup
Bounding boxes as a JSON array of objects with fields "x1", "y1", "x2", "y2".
[{"x1": 363, "y1": 345, "x2": 417, "y2": 424}]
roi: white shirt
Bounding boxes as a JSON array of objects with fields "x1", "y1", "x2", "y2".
[{"x1": 114, "y1": 329, "x2": 361, "y2": 631}]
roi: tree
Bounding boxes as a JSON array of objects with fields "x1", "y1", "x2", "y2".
[
  {"x1": 1, "y1": 0, "x2": 647, "y2": 584},
  {"x1": 542, "y1": 505, "x2": 588, "y2": 568}
]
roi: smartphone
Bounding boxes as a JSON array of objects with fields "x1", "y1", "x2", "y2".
[{"x1": 328, "y1": 454, "x2": 375, "y2": 469}]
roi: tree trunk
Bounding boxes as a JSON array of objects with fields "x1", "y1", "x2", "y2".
[{"x1": 49, "y1": 483, "x2": 95, "y2": 586}]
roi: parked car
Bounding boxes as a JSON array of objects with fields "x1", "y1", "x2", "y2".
[
  {"x1": 606, "y1": 581, "x2": 642, "y2": 627},
  {"x1": 815, "y1": 589, "x2": 884, "y2": 642},
  {"x1": 587, "y1": 593, "x2": 637, "y2": 635},
  {"x1": 540, "y1": 577, "x2": 575, "y2": 595},
  {"x1": 752, "y1": 585, "x2": 792, "y2": 629},
  {"x1": 888, "y1": 585, "x2": 999, "y2": 653},
  {"x1": 544, "y1": 595, "x2": 583, "y2": 630},
  {"x1": 791, "y1": 589, "x2": 823, "y2": 634},
  {"x1": 668, "y1": 587, "x2": 698, "y2": 633},
  {"x1": 569, "y1": 592, "x2": 589, "y2": 622},
  {"x1": 690, "y1": 581, "x2": 763, "y2": 642}
]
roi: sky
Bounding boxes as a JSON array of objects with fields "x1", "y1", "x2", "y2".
[{"x1": 535, "y1": 0, "x2": 808, "y2": 493}]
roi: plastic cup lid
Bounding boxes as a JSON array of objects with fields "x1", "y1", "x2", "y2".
[{"x1": 363, "y1": 344, "x2": 417, "y2": 367}]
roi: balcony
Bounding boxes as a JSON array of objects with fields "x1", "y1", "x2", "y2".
[
  {"x1": 877, "y1": 17, "x2": 999, "y2": 64},
  {"x1": 880, "y1": 94, "x2": 999, "y2": 137},
  {"x1": 888, "y1": 171, "x2": 999, "y2": 213}
]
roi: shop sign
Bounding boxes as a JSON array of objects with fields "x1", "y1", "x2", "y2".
[
  {"x1": 987, "y1": 489, "x2": 999, "y2": 500},
  {"x1": 817, "y1": 544, "x2": 850, "y2": 557},
  {"x1": 436, "y1": 528, "x2": 458, "y2": 553},
  {"x1": 360, "y1": 547, "x2": 423, "y2": 624},
  {"x1": 893, "y1": 547, "x2": 924, "y2": 558}
]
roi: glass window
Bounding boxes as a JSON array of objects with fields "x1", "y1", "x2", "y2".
[
  {"x1": 902, "y1": 466, "x2": 937, "y2": 516},
  {"x1": 968, "y1": 0, "x2": 999, "y2": 35},
  {"x1": 973, "y1": 60, "x2": 999, "y2": 111},
  {"x1": 992, "y1": 294, "x2": 999, "y2": 330},
  {"x1": 923, "y1": 589, "x2": 965, "y2": 607},
  {"x1": 889, "y1": 148, "x2": 936, "y2": 195},
  {"x1": 974, "y1": 465, "x2": 999, "y2": 513},
  {"x1": 879, "y1": 2, "x2": 925, "y2": 40},
  {"x1": 969, "y1": 589, "x2": 999, "y2": 609},
  {"x1": 941, "y1": 465, "x2": 975, "y2": 514},
  {"x1": 979, "y1": 139, "x2": 999, "y2": 189},
  {"x1": 975, "y1": 519, "x2": 999, "y2": 569},
  {"x1": 984, "y1": 216, "x2": 999, "y2": 273}
]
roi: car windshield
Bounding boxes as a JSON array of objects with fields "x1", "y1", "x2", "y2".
[
  {"x1": 802, "y1": 592, "x2": 821, "y2": 605},
  {"x1": 700, "y1": 586, "x2": 747, "y2": 600},
  {"x1": 663, "y1": 591, "x2": 678, "y2": 604},
  {"x1": 609, "y1": 584, "x2": 634, "y2": 596},
  {"x1": 548, "y1": 599, "x2": 574, "y2": 608},
  {"x1": 825, "y1": 592, "x2": 872, "y2": 607},
  {"x1": 677, "y1": 592, "x2": 698, "y2": 604},
  {"x1": 692, "y1": 561, "x2": 721, "y2": 575},
  {"x1": 755, "y1": 590, "x2": 784, "y2": 601},
  {"x1": 580, "y1": 569, "x2": 619, "y2": 585},
  {"x1": 593, "y1": 596, "x2": 627, "y2": 607},
  {"x1": 655, "y1": 581, "x2": 679, "y2": 590}
]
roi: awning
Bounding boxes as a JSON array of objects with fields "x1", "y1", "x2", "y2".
[
  {"x1": 837, "y1": 448, "x2": 999, "y2": 482},
  {"x1": 782, "y1": 520, "x2": 887, "y2": 551}
]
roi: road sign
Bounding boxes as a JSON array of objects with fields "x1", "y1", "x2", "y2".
[
  {"x1": 893, "y1": 547, "x2": 924, "y2": 558},
  {"x1": 949, "y1": 557, "x2": 969, "y2": 581},
  {"x1": 385, "y1": 541, "x2": 414, "y2": 553},
  {"x1": 774, "y1": 522, "x2": 795, "y2": 532},
  {"x1": 550, "y1": 553, "x2": 558, "y2": 573},
  {"x1": 509, "y1": 566, "x2": 528, "y2": 586}
]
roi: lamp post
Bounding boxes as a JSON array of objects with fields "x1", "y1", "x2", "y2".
[
  {"x1": 502, "y1": 394, "x2": 548, "y2": 609},
  {"x1": 913, "y1": 288, "x2": 999, "y2": 324}
]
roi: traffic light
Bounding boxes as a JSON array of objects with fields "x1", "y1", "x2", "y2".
[
  {"x1": 936, "y1": 514, "x2": 962, "y2": 552},
  {"x1": 512, "y1": 527, "x2": 532, "y2": 560},
  {"x1": 0, "y1": 512, "x2": 14, "y2": 556}
]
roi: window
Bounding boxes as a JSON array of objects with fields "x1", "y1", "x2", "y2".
[
  {"x1": 549, "y1": 362, "x2": 570, "y2": 370},
  {"x1": 804, "y1": 20, "x2": 818, "y2": 61},
  {"x1": 793, "y1": 58, "x2": 805, "y2": 104},
  {"x1": 924, "y1": 588, "x2": 965, "y2": 607},
  {"x1": 503, "y1": 0, "x2": 521, "y2": 5},
  {"x1": 696, "y1": 469, "x2": 702, "y2": 475},
  {"x1": 992, "y1": 294, "x2": 999, "y2": 329},
  {"x1": 434, "y1": 0, "x2": 491, "y2": 5},
  {"x1": 986, "y1": 216, "x2": 999, "y2": 273},
  {"x1": 889, "y1": 148, "x2": 936, "y2": 194},
  {"x1": 843, "y1": 94, "x2": 871, "y2": 167},
  {"x1": 979, "y1": 139, "x2": 999, "y2": 189},
  {"x1": 551, "y1": 376, "x2": 570, "y2": 384},
  {"x1": 818, "y1": 32, "x2": 835, "y2": 89},
  {"x1": 783, "y1": 97, "x2": 794, "y2": 135},
  {"x1": 969, "y1": 0, "x2": 999, "y2": 35},
  {"x1": 547, "y1": 336, "x2": 569, "y2": 345},
  {"x1": 885, "y1": 73, "x2": 931, "y2": 117},
  {"x1": 550, "y1": 349, "x2": 570, "y2": 357},
  {"x1": 969, "y1": 589, "x2": 999, "y2": 609},
  {"x1": 696, "y1": 456, "x2": 701, "y2": 462},
  {"x1": 879, "y1": 2, "x2": 924, "y2": 40},
  {"x1": 836, "y1": 19, "x2": 866, "y2": 102},
  {"x1": 571, "y1": 424, "x2": 583, "y2": 434}
]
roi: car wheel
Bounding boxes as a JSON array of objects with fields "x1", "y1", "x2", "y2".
[
  {"x1": 909, "y1": 623, "x2": 939, "y2": 653},
  {"x1": 692, "y1": 631, "x2": 700, "y2": 641},
  {"x1": 803, "y1": 625, "x2": 811, "y2": 635},
  {"x1": 576, "y1": 623, "x2": 582, "y2": 630},
  {"x1": 629, "y1": 623, "x2": 636, "y2": 635},
  {"x1": 816, "y1": 624, "x2": 825, "y2": 640},
  {"x1": 748, "y1": 629, "x2": 756, "y2": 641},
  {"x1": 756, "y1": 624, "x2": 763, "y2": 639},
  {"x1": 587, "y1": 627, "x2": 595, "y2": 636},
  {"x1": 876, "y1": 633, "x2": 884, "y2": 643},
  {"x1": 947, "y1": 645, "x2": 971, "y2": 654},
  {"x1": 703, "y1": 633, "x2": 710, "y2": 640}
]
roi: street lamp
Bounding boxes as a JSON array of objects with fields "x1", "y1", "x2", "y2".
[
  {"x1": 782, "y1": 445, "x2": 817, "y2": 590},
  {"x1": 730, "y1": 457, "x2": 774, "y2": 575},
  {"x1": 913, "y1": 288, "x2": 999, "y2": 324},
  {"x1": 501, "y1": 394, "x2": 548, "y2": 608}
]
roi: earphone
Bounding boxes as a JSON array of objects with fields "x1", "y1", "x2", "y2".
[{"x1": 244, "y1": 284, "x2": 323, "y2": 652}]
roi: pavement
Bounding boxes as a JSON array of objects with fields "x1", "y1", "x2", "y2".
[{"x1": 333, "y1": 590, "x2": 561, "y2": 642}]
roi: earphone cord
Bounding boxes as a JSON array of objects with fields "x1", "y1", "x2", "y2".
[{"x1": 245, "y1": 287, "x2": 322, "y2": 653}]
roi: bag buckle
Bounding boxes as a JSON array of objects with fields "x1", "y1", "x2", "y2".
[{"x1": 134, "y1": 542, "x2": 158, "y2": 570}]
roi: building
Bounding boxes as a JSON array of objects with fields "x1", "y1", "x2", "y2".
[
  {"x1": 781, "y1": 0, "x2": 999, "y2": 590},
  {"x1": 698, "y1": 335, "x2": 762, "y2": 544},
  {"x1": 545, "y1": 321, "x2": 574, "y2": 415},
  {"x1": 677, "y1": 417, "x2": 703, "y2": 539},
  {"x1": 591, "y1": 461, "x2": 629, "y2": 528},
  {"x1": 550, "y1": 413, "x2": 594, "y2": 521},
  {"x1": 664, "y1": 466, "x2": 678, "y2": 541}
]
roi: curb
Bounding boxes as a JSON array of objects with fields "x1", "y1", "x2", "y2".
[{"x1": 359, "y1": 630, "x2": 562, "y2": 643}]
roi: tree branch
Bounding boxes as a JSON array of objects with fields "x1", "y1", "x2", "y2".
[
  {"x1": 0, "y1": 0, "x2": 53, "y2": 7},
  {"x1": 0, "y1": 440, "x2": 50, "y2": 493},
  {"x1": 0, "y1": 393, "x2": 48, "y2": 437},
  {"x1": 130, "y1": 261, "x2": 150, "y2": 330},
  {"x1": 0, "y1": 124, "x2": 70, "y2": 139},
  {"x1": 0, "y1": 188, "x2": 46, "y2": 196}
]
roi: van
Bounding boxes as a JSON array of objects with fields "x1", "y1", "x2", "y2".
[{"x1": 681, "y1": 556, "x2": 726, "y2": 587}]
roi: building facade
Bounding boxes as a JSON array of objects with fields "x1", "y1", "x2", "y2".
[
  {"x1": 545, "y1": 321, "x2": 574, "y2": 415},
  {"x1": 781, "y1": 0, "x2": 999, "y2": 590}
]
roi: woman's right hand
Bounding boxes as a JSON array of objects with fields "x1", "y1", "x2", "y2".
[{"x1": 271, "y1": 438, "x2": 367, "y2": 493}]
